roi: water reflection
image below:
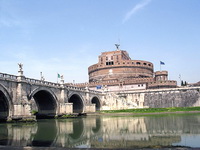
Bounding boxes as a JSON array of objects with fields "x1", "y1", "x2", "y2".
[
  {"x1": 0, "y1": 114, "x2": 200, "y2": 148},
  {"x1": 32, "y1": 120, "x2": 57, "y2": 146}
]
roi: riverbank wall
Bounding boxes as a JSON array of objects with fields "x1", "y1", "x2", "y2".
[{"x1": 101, "y1": 87, "x2": 200, "y2": 110}]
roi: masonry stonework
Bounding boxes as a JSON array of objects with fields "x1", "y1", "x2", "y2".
[
  {"x1": 0, "y1": 71, "x2": 102, "y2": 121},
  {"x1": 101, "y1": 87, "x2": 200, "y2": 110}
]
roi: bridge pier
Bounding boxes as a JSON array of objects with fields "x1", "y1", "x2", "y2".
[
  {"x1": 58, "y1": 77, "x2": 73, "y2": 115},
  {"x1": 84, "y1": 104, "x2": 96, "y2": 113},
  {"x1": 11, "y1": 104, "x2": 35, "y2": 121},
  {"x1": 59, "y1": 103, "x2": 73, "y2": 115},
  {"x1": 9, "y1": 70, "x2": 35, "y2": 121},
  {"x1": 84, "y1": 87, "x2": 96, "y2": 113}
]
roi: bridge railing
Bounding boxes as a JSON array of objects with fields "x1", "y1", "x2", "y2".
[
  {"x1": 0, "y1": 72, "x2": 18, "y2": 81},
  {"x1": 64, "y1": 85, "x2": 86, "y2": 91},
  {"x1": 26, "y1": 78, "x2": 61, "y2": 87},
  {"x1": 88, "y1": 89, "x2": 102, "y2": 94},
  {"x1": 64, "y1": 85, "x2": 102, "y2": 94},
  {"x1": 0, "y1": 72, "x2": 102, "y2": 94}
]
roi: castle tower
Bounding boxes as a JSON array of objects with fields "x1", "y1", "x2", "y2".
[
  {"x1": 88, "y1": 49, "x2": 154, "y2": 83},
  {"x1": 155, "y1": 71, "x2": 168, "y2": 81}
]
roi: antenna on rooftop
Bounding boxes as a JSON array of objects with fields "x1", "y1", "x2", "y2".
[{"x1": 115, "y1": 44, "x2": 120, "y2": 50}]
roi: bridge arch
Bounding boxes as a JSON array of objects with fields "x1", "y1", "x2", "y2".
[
  {"x1": 0, "y1": 83, "x2": 12, "y2": 121},
  {"x1": 68, "y1": 93, "x2": 84, "y2": 113},
  {"x1": 91, "y1": 96, "x2": 101, "y2": 111},
  {"x1": 29, "y1": 87, "x2": 58, "y2": 118}
]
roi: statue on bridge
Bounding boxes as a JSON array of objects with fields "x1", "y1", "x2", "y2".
[
  {"x1": 60, "y1": 75, "x2": 64, "y2": 84},
  {"x1": 18, "y1": 63, "x2": 23, "y2": 71},
  {"x1": 18, "y1": 63, "x2": 24, "y2": 76},
  {"x1": 61, "y1": 75, "x2": 64, "y2": 80}
]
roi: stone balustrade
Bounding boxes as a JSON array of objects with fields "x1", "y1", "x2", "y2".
[
  {"x1": 0, "y1": 72, "x2": 101, "y2": 95},
  {"x1": 0, "y1": 72, "x2": 18, "y2": 81},
  {"x1": 25, "y1": 77, "x2": 61, "y2": 87}
]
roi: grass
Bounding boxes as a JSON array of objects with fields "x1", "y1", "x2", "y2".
[{"x1": 101, "y1": 106, "x2": 200, "y2": 114}]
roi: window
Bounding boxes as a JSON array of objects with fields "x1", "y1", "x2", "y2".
[
  {"x1": 143, "y1": 63, "x2": 147, "y2": 65},
  {"x1": 101, "y1": 58, "x2": 103, "y2": 64},
  {"x1": 136, "y1": 62, "x2": 141, "y2": 65},
  {"x1": 106, "y1": 61, "x2": 114, "y2": 65}
]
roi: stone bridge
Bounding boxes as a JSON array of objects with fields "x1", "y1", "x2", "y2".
[{"x1": 0, "y1": 69, "x2": 104, "y2": 121}]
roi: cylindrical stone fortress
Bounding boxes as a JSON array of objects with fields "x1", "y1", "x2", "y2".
[{"x1": 88, "y1": 50, "x2": 154, "y2": 82}]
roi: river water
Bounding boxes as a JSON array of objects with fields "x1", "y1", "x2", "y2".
[{"x1": 0, "y1": 113, "x2": 200, "y2": 149}]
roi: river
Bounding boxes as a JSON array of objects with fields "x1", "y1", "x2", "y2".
[{"x1": 0, "y1": 113, "x2": 200, "y2": 149}]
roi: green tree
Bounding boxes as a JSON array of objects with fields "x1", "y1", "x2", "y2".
[
  {"x1": 185, "y1": 81, "x2": 187, "y2": 86},
  {"x1": 181, "y1": 80, "x2": 184, "y2": 86}
]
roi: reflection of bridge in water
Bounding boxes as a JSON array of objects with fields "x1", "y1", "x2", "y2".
[{"x1": 1, "y1": 114, "x2": 200, "y2": 148}]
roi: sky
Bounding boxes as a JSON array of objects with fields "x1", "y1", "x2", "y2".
[{"x1": 0, "y1": 0, "x2": 200, "y2": 85}]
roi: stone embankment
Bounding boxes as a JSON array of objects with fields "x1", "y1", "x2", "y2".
[
  {"x1": 144, "y1": 87, "x2": 200, "y2": 108},
  {"x1": 102, "y1": 87, "x2": 200, "y2": 110}
]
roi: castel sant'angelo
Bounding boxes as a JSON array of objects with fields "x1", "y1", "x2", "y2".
[{"x1": 75, "y1": 45, "x2": 177, "y2": 91}]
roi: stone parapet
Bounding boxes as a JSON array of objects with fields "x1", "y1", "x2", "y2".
[
  {"x1": 155, "y1": 71, "x2": 168, "y2": 76},
  {"x1": 88, "y1": 60, "x2": 154, "y2": 74},
  {"x1": 148, "y1": 80, "x2": 177, "y2": 89},
  {"x1": 0, "y1": 72, "x2": 18, "y2": 81},
  {"x1": 73, "y1": 77, "x2": 154, "y2": 88}
]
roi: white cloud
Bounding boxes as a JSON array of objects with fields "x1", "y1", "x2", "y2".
[{"x1": 122, "y1": 0, "x2": 152, "y2": 24}]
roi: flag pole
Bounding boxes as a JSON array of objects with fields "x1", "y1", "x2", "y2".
[
  {"x1": 160, "y1": 61, "x2": 161, "y2": 71},
  {"x1": 57, "y1": 73, "x2": 58, "y2": 83}
]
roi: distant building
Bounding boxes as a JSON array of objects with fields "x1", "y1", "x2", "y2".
[
  {"x1": 71, "y1": 46, "x2": 177, "y2": 92},
  {"x1": 189, "y1": 81, "x2": 200, "y2": 87}
]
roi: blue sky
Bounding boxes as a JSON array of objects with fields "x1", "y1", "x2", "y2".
[{"x1": 0, "y1": 0, "x2": 200, "y2": 85}]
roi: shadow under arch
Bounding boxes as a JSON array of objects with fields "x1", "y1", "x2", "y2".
[
  {"x1": 91, "y1": 96, "x2": 101, "y2": 111},
  {"x1": 0, "y1": 124, "x2": 9, "y2": 145},
  {"x1": 68, "y1": 93, "x2": 84, "y2": 113},
  {"x1": 29, "y1": 87, "x2": 58, "y2": 118},
  {"x1": 32, "y1": 119, "x2": 57, "y2": 147},
  {"x1": 0, "y1": 84, "x2": 12, "y2": 121}
]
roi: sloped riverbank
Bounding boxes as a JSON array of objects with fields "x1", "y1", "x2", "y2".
[{"x1": 98, "y1": 106, "x2": 200, "y2": 116}]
